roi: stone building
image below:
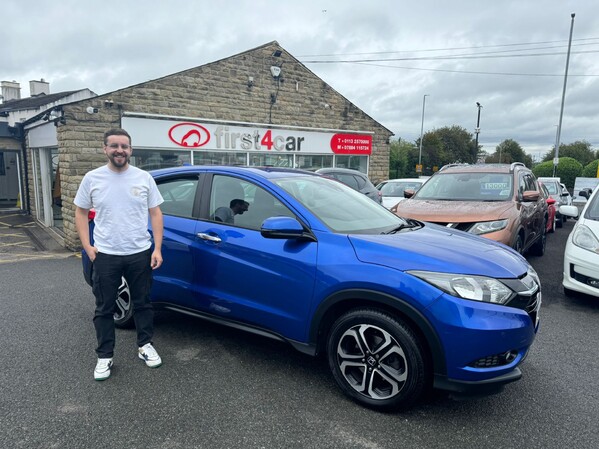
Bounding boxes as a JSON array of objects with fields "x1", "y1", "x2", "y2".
[{"x1": 19, "y1": 41, "x2": 393, "y2": 249}]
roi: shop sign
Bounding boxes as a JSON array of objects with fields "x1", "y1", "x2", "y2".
[{"x1": 123, "y1": 116, "x2": 372, "y2": 155}]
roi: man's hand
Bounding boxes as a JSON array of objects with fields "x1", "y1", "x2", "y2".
[
  {"x1": 84, "y1": 245, "x2": 98, "y2": 262},
  {"x1": 151, "y1": 249, "x2": 163, "y2": 270}
]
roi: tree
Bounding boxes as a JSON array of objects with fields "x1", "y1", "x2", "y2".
[
  {"x1": 532, "y1": 157, "x2": 582, "y2": 189},
  {"x1": 434, "y1": 126, "x2": 478, "y2": 164},
  {"x1": 582, "y1": 160, "x2": 599, "y2": 178},
  {"x1": 389, "y1": 139, "x2": 414, "y2": 178},
  {"x1": 485, "y1": 139, "x2": 533, "y2": 167},
  {"x1": 542, "y1": 140, "x2": 597, "y2": 166}
]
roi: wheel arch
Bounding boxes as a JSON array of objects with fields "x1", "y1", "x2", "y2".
[{"x1": 309, "y1": 289, "x2": 447, "y2": 376}]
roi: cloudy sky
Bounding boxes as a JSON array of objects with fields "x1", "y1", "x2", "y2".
[{"x1": 3, "y1": 0, "x2": 598, "y2": 160}]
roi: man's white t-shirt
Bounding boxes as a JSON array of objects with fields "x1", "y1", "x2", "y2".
[{"x1": 74, "y1": 165, "x2": 164, "y2": 255}]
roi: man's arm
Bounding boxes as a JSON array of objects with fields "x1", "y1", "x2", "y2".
[
  {"x1": 149, "y1": 206, "x2": 164, "y2": 270},
  {"x1": 75, "y1": 206, "x2": 97, "y2": 262}
]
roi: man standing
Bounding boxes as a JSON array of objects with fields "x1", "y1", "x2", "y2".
[{"x1": 74, "y1": 128, "x2": 164, "y2": 381}]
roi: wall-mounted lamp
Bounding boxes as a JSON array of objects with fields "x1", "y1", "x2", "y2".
[{"x1": 42, "y1": 106, "x2": 65, "y2": 125}]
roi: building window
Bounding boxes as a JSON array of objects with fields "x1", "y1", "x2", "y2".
[
  {"x1": 249, "y1": 153, "x2": 293, "y2": 168},
  {"x1": 193, "y1": 151, "x2": 246, "y2": 166},
  {"x1": 334, "y1": 155, "x2": 368, "y2": 173},
  {"x1": 297, "y1": 155, "x2": 333, "y2": 171},
  {"x1": 131, "y1": 149, "x2": 191, "y2": 170}
]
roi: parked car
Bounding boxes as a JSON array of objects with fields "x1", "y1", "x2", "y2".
[
  {"x1": 83, "y1": 166, "x2": 541, "y2": 411},
  {"x1": 538, "y1": 181, "x2": 557, "y2": 233},
  {"x1": 376, "y1": 178, "x2": 427, "y2": 209},
  {"x1": 537, "y1": 177, "x2": 570, "y2": 227},
  {"x1": 560, "y1": 183, "x2": 573, "y2": 206},
  {"x1": 315, "y1": 167, "x2": 382, "y2": 204},
  {"x1": 562, "y1": 187, "x2": 599, "y2": 298},
  {"x1": 393, "y1": 163, "x2": 548, "y2": 255}
]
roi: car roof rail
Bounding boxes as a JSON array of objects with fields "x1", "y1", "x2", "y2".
[
  {"x1": 439, "y1": 163, "x2": 468, "y2": 172},
  {"x1": 510, "y1": 162, "x2": 525, "y2": 171}
]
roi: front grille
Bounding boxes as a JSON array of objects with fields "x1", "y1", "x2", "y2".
[
  {"x1": 429, "y1": 221, "x2": 474, "y2": 232},
  {"x1": 507, "y1": 290, "x2": 540, "y2": 324}
]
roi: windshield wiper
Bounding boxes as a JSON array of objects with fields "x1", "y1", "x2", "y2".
[{"x1": 382, "y1": 219, "x2": 421, "y2": 234}]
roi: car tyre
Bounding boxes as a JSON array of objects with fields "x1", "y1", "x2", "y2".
[
  {"x1": 327, "y1": 308, "x2": 427, "y2": 411},
  {"x1": 114, "y1": 277, "x2": 134, "y2": 328},
  {"x1": 530, "y1": 221, "x2": 547, "y2": 256},
  {"x1": 549, "y1": 216, "x2": 556, "y2": 233},
  {"x1": 557, "y1": 214, "x2": 564, "y2": 228},
  {"x1": 513, "y1": 234, "x2": 524, "y2": 254}
]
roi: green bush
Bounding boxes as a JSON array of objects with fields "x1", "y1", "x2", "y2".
[
  {"x1": 582, "y1": 160, "x2": 599, "y2": 178},
  {"x1": 532, "y1": 157, "x2": 582, "y2": 190}
]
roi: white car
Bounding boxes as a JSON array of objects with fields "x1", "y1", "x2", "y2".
[
  {"x1": 376, "y1": 178, "x2": 427, "y2": 209},
  {"x1": 562, "y1": 188, "x2": 599, "y2": 298}
]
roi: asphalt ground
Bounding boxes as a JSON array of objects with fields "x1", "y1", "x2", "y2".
[{"x1": 0, "y1": 218, "x2": 598, "y2": 448}]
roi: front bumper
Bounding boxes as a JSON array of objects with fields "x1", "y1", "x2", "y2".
[
  {"x1": 563, "y1": 241, "x2": 599, "y2": 297},
  {"x1": 426, "y1": 292, "x2": 538, "y2": 387}
]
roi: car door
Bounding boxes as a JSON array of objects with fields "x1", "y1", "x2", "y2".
[
  {"x1": 149, "y1": 174, "x2": 204, "y2": 309},
  {"x1": 519, "y1": 172, "x2": 542, "y2": 247},
  {"x1": 191, "y1": 173, "x2": 318, "y2": 342}
]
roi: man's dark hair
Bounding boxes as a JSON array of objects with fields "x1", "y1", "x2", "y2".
[
  {"x1": 230, "y1": 199, "x2": 249, "y2": 208},
  {"x1": 104, "y1": 128, "x2": 132, "y2": 145}
]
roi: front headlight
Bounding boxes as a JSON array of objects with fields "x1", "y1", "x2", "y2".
[
  {"x1": 572, "y1": 224, "x2": 599, "y2": 253},
  {"x1": 469, "y1": 219, "x2": 508, "y2": 236},
  {"x1": 408, "y1": 270, "x2": 515, "y2": 304}
]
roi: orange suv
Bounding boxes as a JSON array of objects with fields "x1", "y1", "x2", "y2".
[{"x1": 392, "y1": 163, "x2": 548, "y2": 255}]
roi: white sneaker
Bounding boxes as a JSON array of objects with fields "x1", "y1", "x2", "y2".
[
  {"x1": 138, "y1": 343, "x2": 162, "y2": 368},
  {"x1": 94, "y1": 358, "x2": 113, "y2": 381}
]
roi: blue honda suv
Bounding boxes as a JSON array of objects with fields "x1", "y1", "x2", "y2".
[{"x1": 82, "y1": 166, "x2": 541, "y2": 411}]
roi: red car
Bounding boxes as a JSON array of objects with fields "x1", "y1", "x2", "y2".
[{"x1": 539, "y1": 181, "x2": 557, "y2": 233}]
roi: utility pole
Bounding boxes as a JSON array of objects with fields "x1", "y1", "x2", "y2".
[
  {"x1": 475, "y1": 102, "x2": 483, "y2": 152},
  {"x1": 418, "y1": 94, "x2": 429, "y2": 173},
  {"x1": 553, "y1": 13, "x2": 576, "y2": 177}
]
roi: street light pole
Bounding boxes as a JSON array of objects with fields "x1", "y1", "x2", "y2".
[
  {"x1": 553, "y1": 13, "x2": 576, "y2": 177},
  {"x1": 418, "y1": 94, "x2": 429, "y2": 169},
  {"x1": 475, "y1": 102, "x2": 483, "y2": 155}
]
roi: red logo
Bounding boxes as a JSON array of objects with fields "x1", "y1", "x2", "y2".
[{"x1": 168, "y1": 122, "x2": 210, "y2": 148}]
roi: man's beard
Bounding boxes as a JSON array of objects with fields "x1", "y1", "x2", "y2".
[{"x1": 108, "y1": 153, "x2": 130, "y2": 168}]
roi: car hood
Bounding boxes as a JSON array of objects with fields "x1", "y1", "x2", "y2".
[
  {"x1": 348, "y1": 223, "x2": 528, "y2": 278},
  {"x1": 394, "y1": 199, "x2": 513, "y2": 222}
]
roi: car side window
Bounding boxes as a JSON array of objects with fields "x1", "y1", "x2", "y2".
[
  {"x1": 209, "y1": 175, "x2": 295, "y2": 229},
  {"x1": 157, "y1": 177, "x2": 198, "y2": 218},
  {"x1": 353, "y1": 175, "x2": 366, "y2": 190}
]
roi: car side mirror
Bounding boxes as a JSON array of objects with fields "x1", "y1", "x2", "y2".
[
  {"x1": 559, "y1": 205, "x2": 579, "y2": 218},
  {"x1": 404, "y1": 189, "x2": 415, "y2": 199},
  {"x1": 522, "y1": 190, "x2": 540, "y2": 202},
  {"x1": 261, "y1": 217, "x2": 316, "y2": 241}
]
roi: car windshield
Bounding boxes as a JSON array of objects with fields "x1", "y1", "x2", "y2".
[
  {"x1": 379, "y1": 181, "x2": 423, "y2": 197},
  {"x1": 274, "y1": 175, "x2": 407, "y2": 233},
  {"x1": 414, "y1": 172, "x2": 513, "y2": 201}
]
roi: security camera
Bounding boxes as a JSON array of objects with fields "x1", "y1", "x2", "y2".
[
  {"x1": 86, "y1": 106, "x2": 99, "y2": 114},
  {"x1": 104, "y1": 99, "x2": 114, "y2": 107}
]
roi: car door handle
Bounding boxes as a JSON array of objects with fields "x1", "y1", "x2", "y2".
[{"x1": 197, "y1": 233, "x2": 222, "y2": 243}]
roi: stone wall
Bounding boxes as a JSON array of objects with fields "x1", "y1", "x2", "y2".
[{"x1": 58, "y1": 42, "x2": 392, "y2": 249}]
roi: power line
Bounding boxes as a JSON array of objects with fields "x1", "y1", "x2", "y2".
[
  {"x1": 298, "y1": 37, "x2": 599, "y2": 57},
  {"x1": 342, "y1": 62, "x2": 599, "y2": 77},
  {"x1": 301, "y1": 48, "x2": 599, "y2": 64}
]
